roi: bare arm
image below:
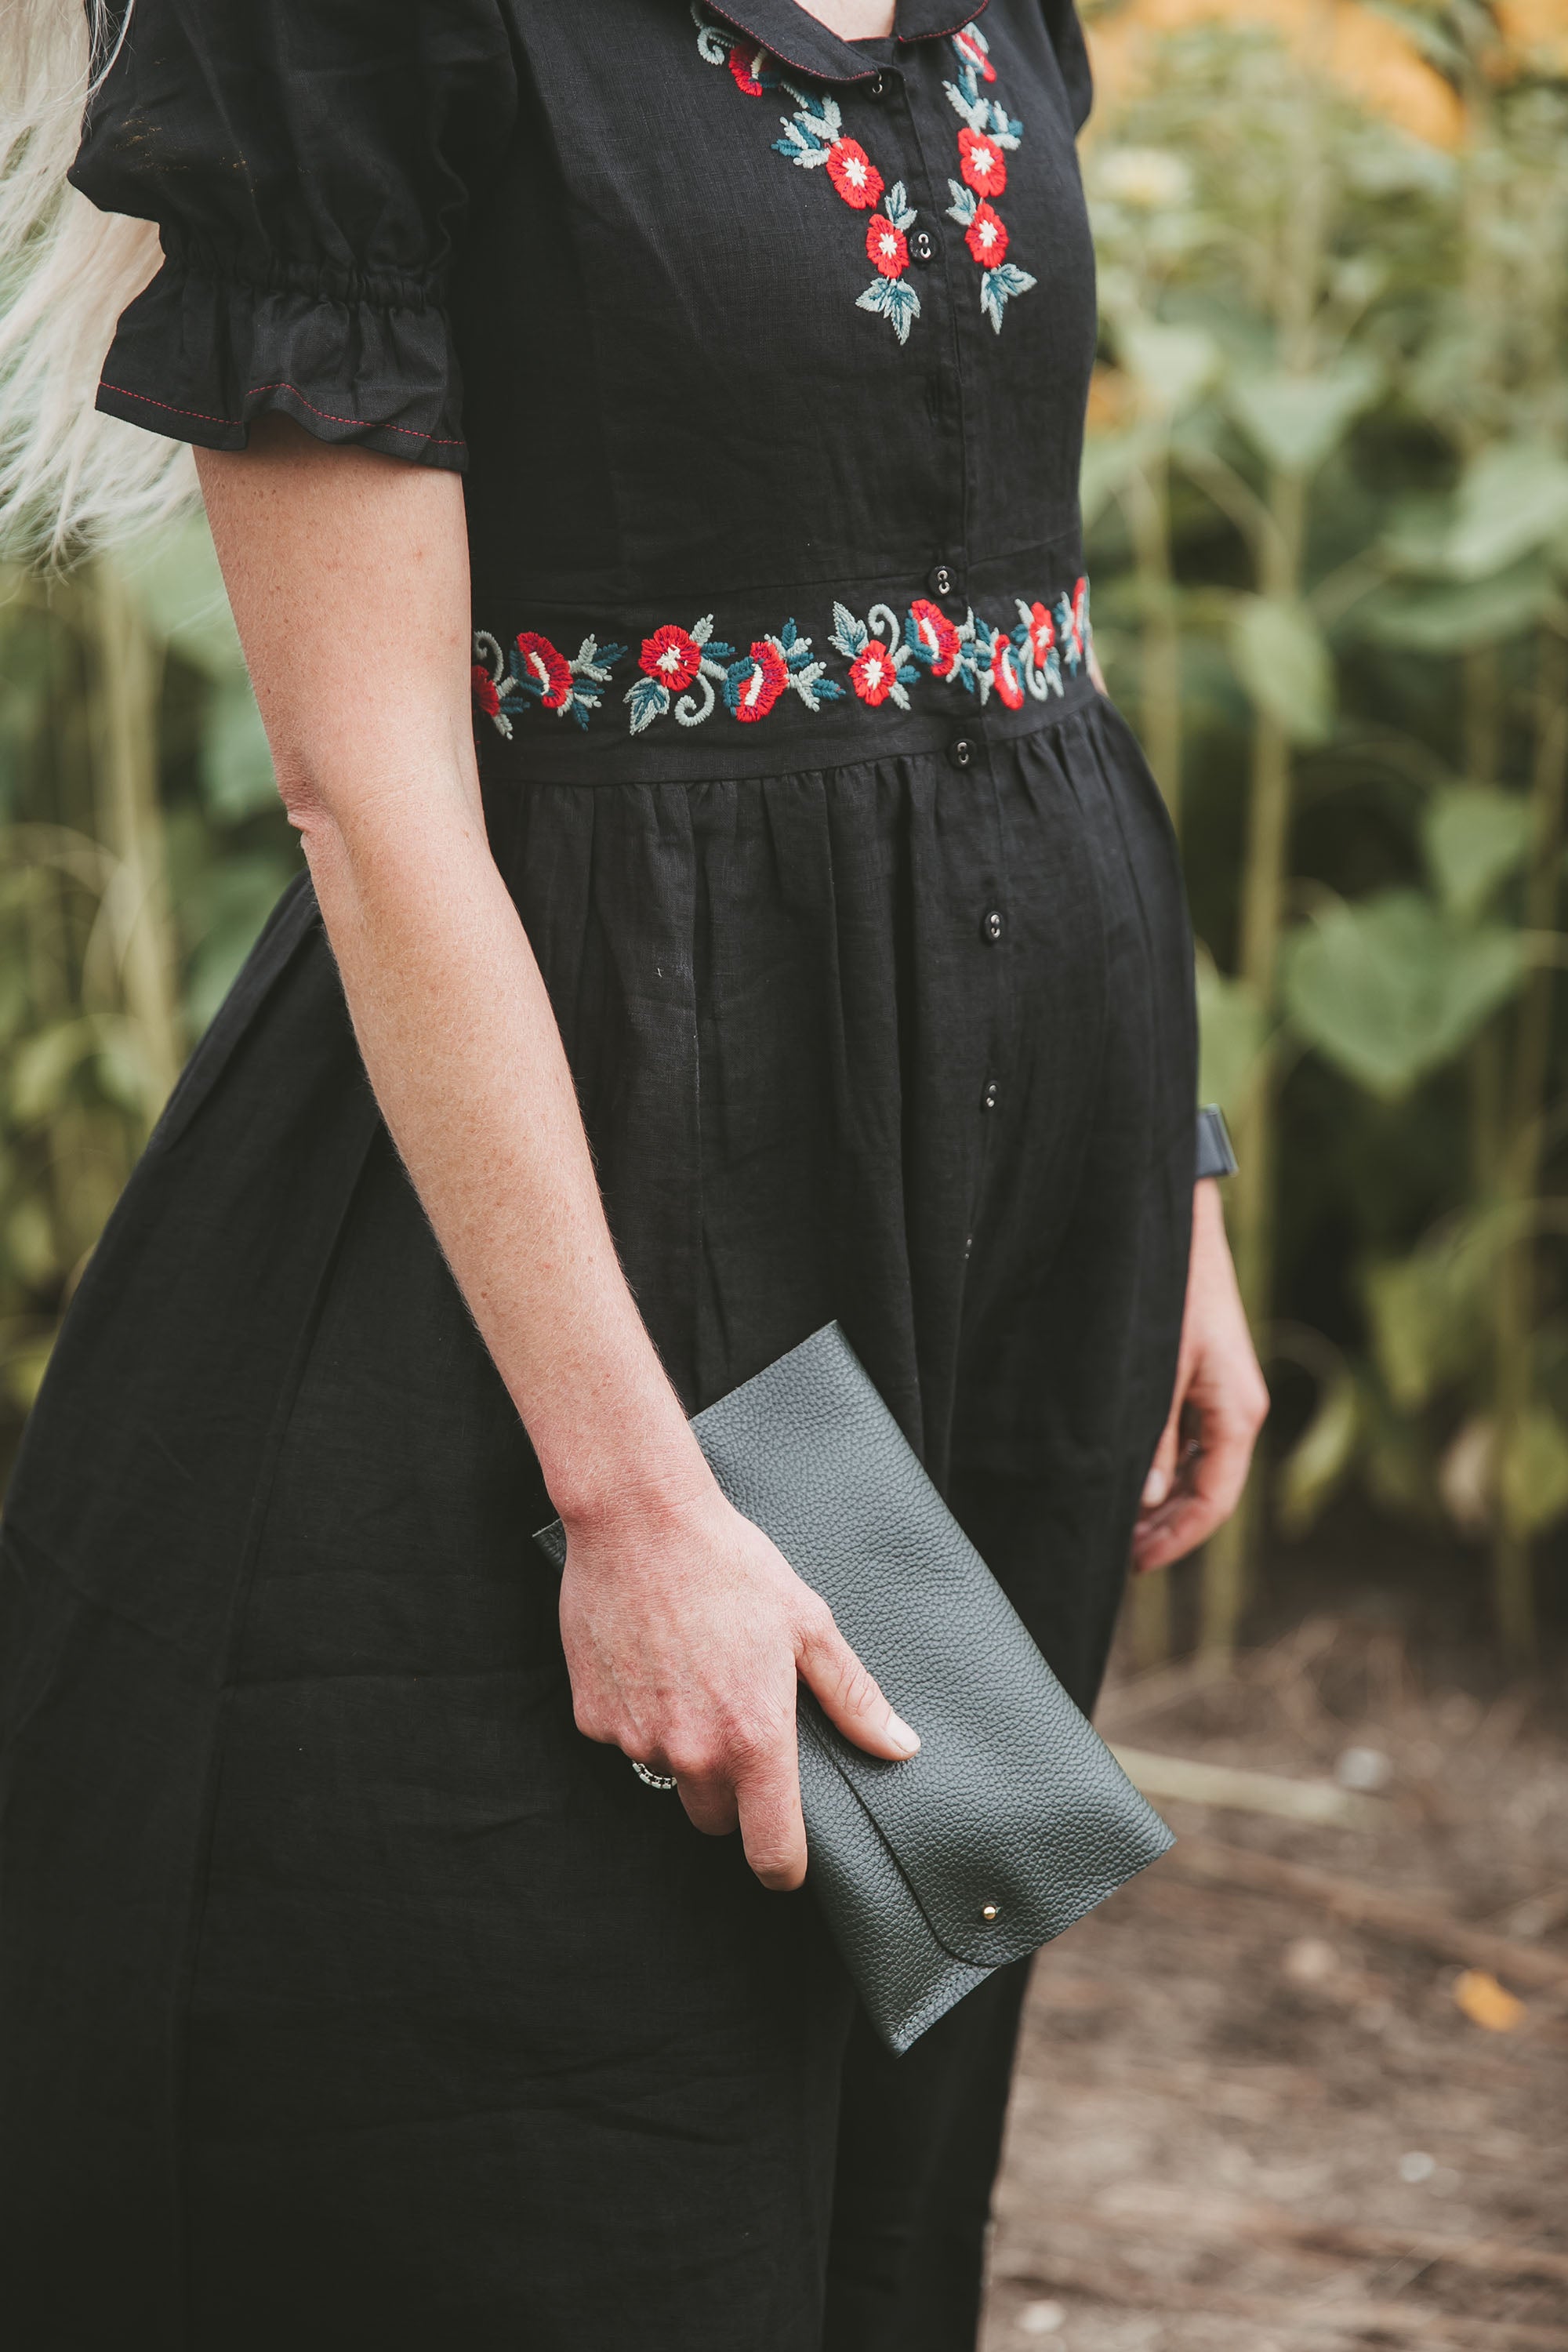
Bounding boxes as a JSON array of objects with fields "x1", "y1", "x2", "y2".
[{"x1": 198, "y1": 420, "x2": 916, "y2": 1882}]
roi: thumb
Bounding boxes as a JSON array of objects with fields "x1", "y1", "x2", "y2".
[
  {"x1": 1142, "y1": 1399, "x2": 1183, "y2": 1511},
  {"x1": 797, "y1": 1610, "x2": 920, "y2": 1762}
]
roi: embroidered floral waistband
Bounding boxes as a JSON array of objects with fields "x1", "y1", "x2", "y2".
[{"x1": 472, "y1": 580, "x2": 1099, "y2": 742}]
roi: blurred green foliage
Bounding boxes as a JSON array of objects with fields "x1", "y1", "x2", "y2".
[{"x1": 1082, "y1": 3, "x2": 1568, "y2": 1648}]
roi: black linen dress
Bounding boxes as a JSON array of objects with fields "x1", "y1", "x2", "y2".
[{"x1": 0, "y1": 3, "x2": 1197, "y2": 2347}]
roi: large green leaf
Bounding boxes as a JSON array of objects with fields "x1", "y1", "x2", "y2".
[
  {"x1": 1443, "y1": 444, "x2": 1568, "y2": 583},
  {"x1": 1282, "y1": 890, "x2": 1525, "y2": 1098},
  {"x1": 1361, "y1": 563, "x2": 1551, "y2": 654},
  {"x1": 1362, "y1": 1227, "x2": 1492, "y2": 1413},
  {"x1": 1229, "y1": 596, "x2": 1335, "y2": 746},
  {"x1": 1226, "y1": 354, "x2": 1381, "y2": 476},
  {"x1": 1421, "y1": 786, "x2": 1531, "y2": 921},
  {"x1": 1388, "y1": 446, "x2": 1568, "y2": 586}
]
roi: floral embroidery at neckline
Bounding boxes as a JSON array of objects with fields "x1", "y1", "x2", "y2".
[
  {"x1": 472, "y1": 582, "x2": 1098, "y2": 742},
  {"x1": 694, "y1": 6, "x2": 924, "y2": 343},
  {"x1": 942, "y1": 22, "x2": 1036, "y2": 332}
]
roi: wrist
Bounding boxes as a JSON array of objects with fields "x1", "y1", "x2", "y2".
[{"x1": 546, "y1": 1421, "x2": 713, "y2": 1541}]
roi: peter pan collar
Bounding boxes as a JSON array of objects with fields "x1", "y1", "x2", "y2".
[{"x1": 706, "y1": 0, "x2": 990, "y2": 84}]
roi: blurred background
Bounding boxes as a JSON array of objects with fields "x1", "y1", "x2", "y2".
[{"x1": 2, "y1": 3, "x2": 1566, "y2": 2339}]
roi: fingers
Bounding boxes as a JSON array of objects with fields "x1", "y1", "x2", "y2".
[
  {"x1": 676, "y1": 1772, "x2": 740, "y2": 1840},
  {"x1": 797, "y1": 1606, "x2": 920, "y2": 1762},
  {"x1": 1131, "y1": 1399, "x2": 1262, "y2": 1573},
  {"x1": 1139, "y1": 1397, "x2": 1185, "y2": 1513},
  {"x1": 734, "y1": 1748, "x2": 808, "y2": 1891}
]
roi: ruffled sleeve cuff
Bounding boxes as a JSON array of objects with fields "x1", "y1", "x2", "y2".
[{"x1": 93, "y1": 245, "x2": 467, "y2": 471}]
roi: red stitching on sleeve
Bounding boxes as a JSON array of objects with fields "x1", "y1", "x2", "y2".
[
  {"x1": 99, "y1": 379, "x2": 465, "y2": 449},
  {"x1": 100, "y1": 383, "x2": 234, "y2": 426},
  {"x1": 245, "y1": 382, "x2": 466, "y2": 445}
]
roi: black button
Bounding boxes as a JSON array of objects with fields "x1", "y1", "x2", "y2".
[
  {"x1": 929, "y1": 563, "x2": 957, "y2": 598},
  {"x1": 981, "y1": 1080, "x2": 1000, "y2": 1113},
  {"x1": 949, "y1": 738, "x2": 974, "y2": 771},
  {"x1": 982, "y1": 909, "x2": 1004, "y2": 942},
  {"x1": 866, "y1": 70, "x2": 891, "y2": 100},
  {"x1": 909, "y1": 229, "x2": 938, "y2": 265}
]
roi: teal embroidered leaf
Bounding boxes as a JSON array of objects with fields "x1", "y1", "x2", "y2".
[
  {"x1": 946, "y1": 180, "x2": 979, "y2": 227},
  {"x1": 885, "y1": 181, "x2": 915, "y2": 234},
  {"x1": 831, "y1": 604, "x2": 869, "y2": 658},
  {"x1": 775, "y1": 118, "x2": 828, "y2": 166},
  {"x1": 855, "y1": 275, "x2": 921, "y2": 343},
  {"x1": 625, "y1": 676, "x2": 672, "y2": 735},
  {"x1": 980, "y1": 263, "x2": 1036, "y2": 335},
  {"x1": 884, "y1": 280, "x2": 921, "y2": 342}
]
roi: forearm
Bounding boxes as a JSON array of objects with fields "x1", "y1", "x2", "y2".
[
  {"x1": 304, "y1": 781, "x2": 702, "y2": 1522},
  {"x1": 195, "y1": 426, "x2": 701, "y2": 1523}
]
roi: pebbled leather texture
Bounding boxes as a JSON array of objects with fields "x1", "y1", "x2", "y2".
[{"x1": 535, "y1": 1323, "x2": 1174, "y2": 2053}]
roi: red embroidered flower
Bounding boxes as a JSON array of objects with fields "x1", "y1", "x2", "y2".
[
  {"x1": 515, "y1": 630, "x2": 574, "y2": 712},
  {"x1": 826, "y1": 138, "x2": 884, "y2": 211},
  {"x1": 640, "y1": 624, "x2": 703, "y2": 692},
  {"x1": 470, "y1": 664, "x2": 500, "y2": 718},
  {"x1": 957, "y1": 127, "x2": 1007, "y2": 198},
  {"x1": 909, "y1": 598, "x2": 963, "y2": 680},
  {"x1": 731, "y1": 639, "x2": 789, "y2": 723},
  {"x1": 850, "y1": 644, "x2": 899, "y2": 706},
  {"x1": 1024, "y1": 601, "x2": 1055, "y2": 666},
  {"x1": 953, "y1": 26, "x2": 996, "y2": 81},
  {"x1": 964, "y1": 202, "x2": 1009, "y2": 269},
  {"x1": 866, "y1": 212, "x2": 909, "y2": 279},
  {"x1": 728, "y1": 44, "x2": 773, "y2": 96},
  {"x1": 991, "y1": 635, "x2": 1026, "y2": 711}
]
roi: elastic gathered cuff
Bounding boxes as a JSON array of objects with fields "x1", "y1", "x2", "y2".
[{"x1": 94, "y1": 254, "x2": 467, "y2": 471}]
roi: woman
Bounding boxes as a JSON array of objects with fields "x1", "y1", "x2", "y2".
[{"x1": 0, "y1": 2, "x2": 1267, "y2": 2346}]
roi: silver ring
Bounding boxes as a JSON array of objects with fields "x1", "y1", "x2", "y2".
[{"x1": 630, "y1": 1759, "x2": 677, "y2": 1791}]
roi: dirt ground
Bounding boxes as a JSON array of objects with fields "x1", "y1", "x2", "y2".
[{"x1": 981, "y1": 1619, "x2": 1568, "y2": 2351}]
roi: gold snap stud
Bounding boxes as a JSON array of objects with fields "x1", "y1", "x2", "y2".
[{"x1": 980, "y1": 1902, "x2": 1000, "y2": 1922}]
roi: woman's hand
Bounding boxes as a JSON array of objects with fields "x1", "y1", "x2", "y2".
[
  {"x1": 1132, "y1": 1181, "x2": 1269, "y2": 1575},
  {"x1": 559, "y1": 1480, "x2": 919, "y2": 1890}
]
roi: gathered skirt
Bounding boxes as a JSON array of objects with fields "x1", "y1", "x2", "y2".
[{"x1": 0, "y1": 692, "x2": 1194, "y2": 2349}]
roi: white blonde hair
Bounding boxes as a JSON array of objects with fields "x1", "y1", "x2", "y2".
[{"x1": 0, "y1": 0, "x2": 197, "y2": 564}]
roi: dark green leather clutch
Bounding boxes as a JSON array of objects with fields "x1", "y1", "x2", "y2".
[{"x1": 535, "y1": 1323, "x2": 1173, "y2": 2054}]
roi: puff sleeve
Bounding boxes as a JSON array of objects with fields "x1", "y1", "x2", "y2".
[{"x1": 70, "y1": 0, "x2": 517, "y2": 470}]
